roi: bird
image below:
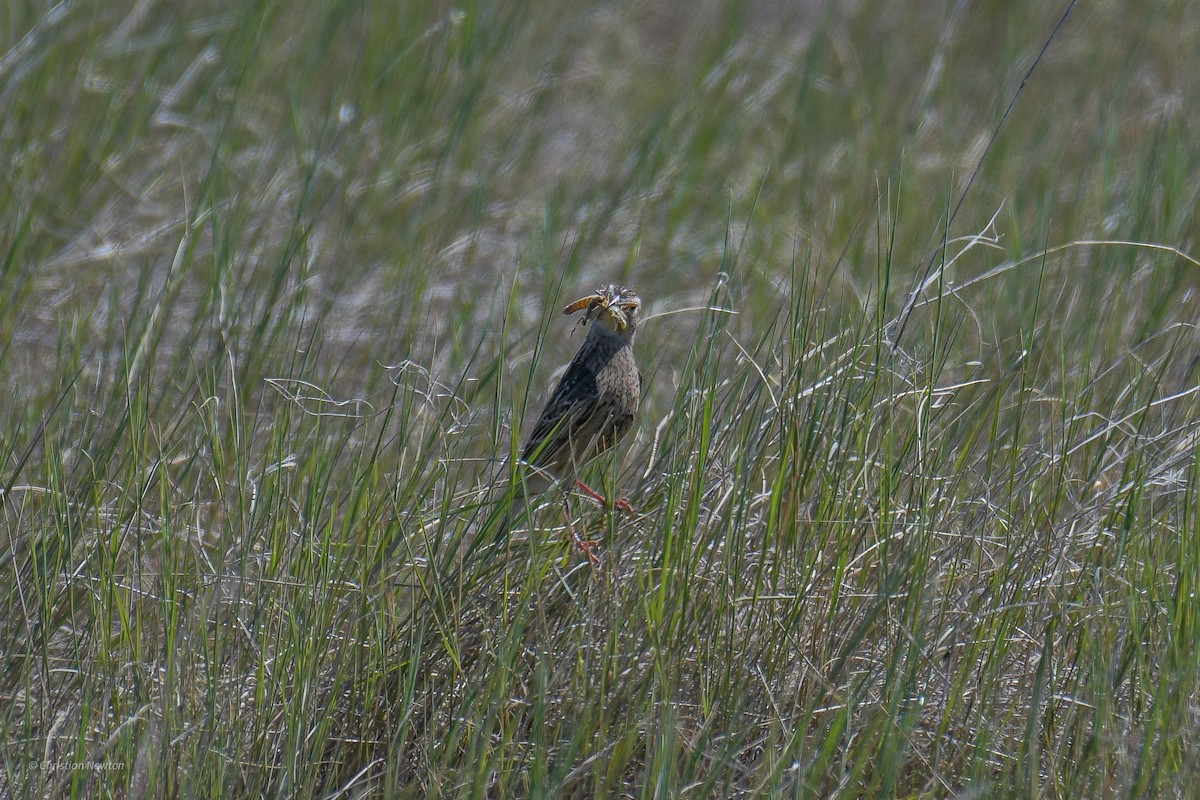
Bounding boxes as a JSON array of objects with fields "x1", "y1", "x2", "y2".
[{"x1": 502, "y1": 284, "x2": 643, "y2": 557}]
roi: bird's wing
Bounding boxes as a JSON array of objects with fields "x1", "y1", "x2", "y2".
[
  {"x1": 521, "y1": 358, "x2": 596, "y2": 459},
  {"x1": 521, "y1": 391, "x2": 599, "y2": 466}
]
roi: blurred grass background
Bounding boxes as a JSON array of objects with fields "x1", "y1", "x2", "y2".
[{"x1": 3, "y1": 0, "x2": 1200, "y2": 796}]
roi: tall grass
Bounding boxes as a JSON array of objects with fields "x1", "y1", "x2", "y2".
[{"x1": 3, "y1": 0, "x2": 1200, "y2": 796}]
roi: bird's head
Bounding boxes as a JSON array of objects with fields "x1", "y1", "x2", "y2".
[{"x1": 563, "y1": 284, "x2": 641, "y2": 337}]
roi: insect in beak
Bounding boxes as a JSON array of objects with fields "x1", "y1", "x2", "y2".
[
  {"x1": 563, "y1": 293, "x2": 605, "y2": 317},
  {"x1": 563, "y1": 293, "x2": 608, "y2": 334}
]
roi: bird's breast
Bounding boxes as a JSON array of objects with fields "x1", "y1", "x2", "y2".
[{"x1": 594, "y1": 345, "x2": 640, "y2": 409}]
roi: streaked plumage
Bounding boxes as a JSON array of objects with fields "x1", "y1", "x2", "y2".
[{"x1": 506, "y1": 284, "x2": 642, "y2": 532}]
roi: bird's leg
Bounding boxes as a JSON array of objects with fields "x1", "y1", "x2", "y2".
[
  {"x1": 575, "y1": 479, "x2": 634, "y2": 515},
  {"x1": 574, "y1": 479, "x2": 606, "y2": 505},
  {"x1": 562, "y1": 493, "x2": 600, "y2": 564}
]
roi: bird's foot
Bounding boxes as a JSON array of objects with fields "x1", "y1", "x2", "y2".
[{"x1": 571, "y1": 531, "x2": 601, "y2": 565}]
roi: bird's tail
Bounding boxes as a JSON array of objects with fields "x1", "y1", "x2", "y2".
[
  {"x1": 495, "y1": 469, "x2": 552, "y2": 540},
  {"x1": 453, "y1": 467, "x2": 552, "y2": 567}
]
